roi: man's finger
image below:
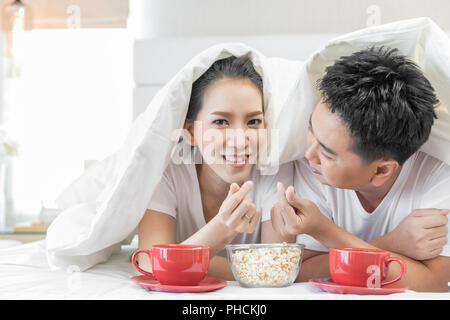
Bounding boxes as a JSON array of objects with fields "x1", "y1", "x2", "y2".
[
  {"x1": 412, "y1": 208, "x2": 449, "y2": 217},
  {"x1": 271, "y1": 206, "x2": 286, "y2": 237},
  {"x1": 277, "y1": 183, "x2": 298, "y2": 221},
  {"x1": 422, "y1": 213, "x2": 448, "y2": 229},
  {"x1": 429, "y1": 235, "x2": 448, "y2": 249},
  {"x1": 427, "y1": 225, "x2": 448, "y2": 239},
  {"x1": 285, "y1": 186, "x2": 305, "y2": 210},
  {"x1": 277, "y1": 182, "x2": 290, "y2": 204}
]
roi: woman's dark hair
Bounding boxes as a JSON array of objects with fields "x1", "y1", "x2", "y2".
[
  {"x1": 318, "y1": 46, "x2": 439, "y2": 165},
  {"x1": 186, "y1": 55, "x2": 263, "y2": 121}
]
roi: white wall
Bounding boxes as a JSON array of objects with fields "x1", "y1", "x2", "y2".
[
  {"x1": 128, "y1": 0, "x2": 450, "y2": 118},
  {"x1": 0, "y1": 0, "x2": 3, "y2": 123},
  {"x1": 129, "y1": 0, "x2": 450, "y2": 38}
]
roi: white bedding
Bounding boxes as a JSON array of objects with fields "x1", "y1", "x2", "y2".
[
  {"x1": 0, "y1": 240, "x2": 448, "y2": 300},
  {"x1": 43, "y1": 18, "x2": 450, "y2": 272}
]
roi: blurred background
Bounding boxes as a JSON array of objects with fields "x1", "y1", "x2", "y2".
[{"x1": 0, "y1": 0, "x2": 449, "y2": 234}]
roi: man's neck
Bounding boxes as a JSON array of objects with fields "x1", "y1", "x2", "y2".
[{"x1": 355, "y1": 165, "x2": 403, "y2": 213}]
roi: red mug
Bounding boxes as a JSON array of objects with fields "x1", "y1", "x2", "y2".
[
  {"x1": 131, "y1": 244, "x2": 210, "y2": 286},
  {"x1": 329, "y1": 248, "x2": 406, "y2": 288}
]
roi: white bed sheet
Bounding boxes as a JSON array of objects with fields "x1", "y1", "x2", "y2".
[{"x1": 0, "y1": 241, "x2": 448, "y2": 300}]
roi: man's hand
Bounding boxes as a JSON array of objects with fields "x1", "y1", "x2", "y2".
[
  {"x1": 386, "y1": 209, "x2": 449, "y2": 261},
  {"x1": 270, "y1": 182, "x2": 330, "y2": 238}
]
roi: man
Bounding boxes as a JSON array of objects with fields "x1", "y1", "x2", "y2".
[{"x1": 270, "y1": 46, "x2": 450, "y2": 292}]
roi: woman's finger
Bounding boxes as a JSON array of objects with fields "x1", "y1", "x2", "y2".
[
  {"x1": 250, "y1": 209, "x2": 261, "y2": 230},
  {"x1": 227, "y1": 182, "x2": 240, "y2": 196},
  {"x1": 220, "y1": 181, "x2": 253, "y2": 217},
  {"x1": 235, "y1": 203, "x2": 257, "y2": 232},
  {"x1": 226, "y1": 198, "x2": 251, "y2": 229}
]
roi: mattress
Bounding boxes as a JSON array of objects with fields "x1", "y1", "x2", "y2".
[{"x1": 0, "y1": 240, "x2": 448, "y2": 300}]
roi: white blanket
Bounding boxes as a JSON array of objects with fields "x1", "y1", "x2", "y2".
[
  {"x1": 1, "y1": 241, "x2": 449, "y2": 299},
  {"x1": 42, "y1": 17, "x2": 450, "y2": 271}
]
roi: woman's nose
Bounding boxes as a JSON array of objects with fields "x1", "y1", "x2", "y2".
[{"x1": 226, "y1": 128, "x2": 248, "y2": 153}]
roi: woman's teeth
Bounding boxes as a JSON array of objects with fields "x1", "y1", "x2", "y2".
[{"x1": 223, "y1": 155, "x2": 248, "y2": 163}]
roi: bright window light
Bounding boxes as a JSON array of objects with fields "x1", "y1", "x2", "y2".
[{"x1": 2, "y1": 28, "x2": 133, "y2": 220}]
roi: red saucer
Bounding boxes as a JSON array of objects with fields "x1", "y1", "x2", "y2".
[
  {"x1": 131, "y1": 275, "x2": 227, "y2": 293},
  {"x1": 309, "y1": 278, "x2": 408, "y2": 295}
]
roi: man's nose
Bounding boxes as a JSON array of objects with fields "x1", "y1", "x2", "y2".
[{"x1": 305, "y1": 139, "x2": 320, "y2": 164}]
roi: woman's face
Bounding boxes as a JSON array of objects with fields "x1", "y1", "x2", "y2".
[{"x1": 185, "y1": 77, "x2": 265, "y2": 184}]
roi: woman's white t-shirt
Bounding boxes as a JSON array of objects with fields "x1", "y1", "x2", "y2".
[
  {"x1": 147, "y1": 160, "x2": 294, "y2": 257},
  {"x1": 294, "y1": 151, "x2": 450, "y2": 257}
]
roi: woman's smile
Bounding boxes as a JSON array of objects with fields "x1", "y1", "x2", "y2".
[{"x1": 222, "y1": 154, "x2": 250, "y2": 167}]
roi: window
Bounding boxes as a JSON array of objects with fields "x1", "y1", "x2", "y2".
[{"x1": 2, "y1": 28, "x2": 133, "y2": 222}]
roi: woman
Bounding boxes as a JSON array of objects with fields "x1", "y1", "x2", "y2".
[{"x1": 137, "y1": 55, "x2": 293, "y2": 280}]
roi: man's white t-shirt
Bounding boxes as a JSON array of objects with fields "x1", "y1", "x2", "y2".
[
  {"x1": 147, "y1": 160, "x2": 293, "y2": 257},
  {"x1": 294, "y1": 151, "x2": 450, "y2": 257}
]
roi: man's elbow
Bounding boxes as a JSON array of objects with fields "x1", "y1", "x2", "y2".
[
  {"x1": 425, "y1": 278, "x2": 449, "y2": 293},
  {"x1": 416, "y1": 280, "x2": 449, "y2": 293}
]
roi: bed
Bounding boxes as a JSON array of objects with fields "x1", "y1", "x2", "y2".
[
  {"x1": 0, "y1": 238, "x2": 448, "y2": 300},
  {"x1": 2, "y1": 31, "x2": 450, "y2": 300}
]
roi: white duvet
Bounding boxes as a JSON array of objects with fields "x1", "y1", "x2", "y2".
[
  {"x1": 2, "y1": 240, "x2": 448, "y2": 299},
  {"x1": 12, "y1": 17, "x2": 450, "y2": 272}
]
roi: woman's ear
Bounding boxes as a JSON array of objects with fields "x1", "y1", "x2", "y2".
[{"x1": 183, "y1": 120, "x2": 195, "y2": 146}]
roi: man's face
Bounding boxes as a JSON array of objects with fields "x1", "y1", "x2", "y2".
[{"x1": 305, "y1": 99, "x2": 377, "y2": 189}]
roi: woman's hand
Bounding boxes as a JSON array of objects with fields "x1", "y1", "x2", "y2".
[{"x1": 217, "y1": 181, "x2": 261, "y2": 234}]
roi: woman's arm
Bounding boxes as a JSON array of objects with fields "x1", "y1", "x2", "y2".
[
  {"x1": 137, "y1": 209, "x2": 177, "y2": 272},
  {"x1": 138, "y1": 182, "x2": 260, "y2": 280}
]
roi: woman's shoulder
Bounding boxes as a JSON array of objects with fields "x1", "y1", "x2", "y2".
[{"x1": 162, "y1": 159, "x2": 197, "y2": 184}]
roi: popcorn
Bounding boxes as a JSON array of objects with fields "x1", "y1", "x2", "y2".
[{"x1": 229, "y1": 243, "x2": 302, "y2": 287}]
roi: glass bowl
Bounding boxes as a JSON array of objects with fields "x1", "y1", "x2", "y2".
[{"x1": 225, "y1": 243, "x2": 305, "y2": 288}]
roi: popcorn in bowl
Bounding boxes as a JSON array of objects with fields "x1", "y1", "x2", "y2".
[{"x1": 226, "y1": 243, "x2": 305, "y2": 287}]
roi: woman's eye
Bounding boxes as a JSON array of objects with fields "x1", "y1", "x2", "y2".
[
  {"x1": 248, "y1": 119, "x2": 263, "y2": 126},
  {"x1": 213, "y1": 119, "x2": 228, "y2": 126}
]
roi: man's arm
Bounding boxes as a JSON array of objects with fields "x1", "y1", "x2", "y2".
[
  {"x1": 309, "y1": 220, "x2": 450, "y2": 292},
  {"x1": 272, "y1": 183, "x2": 450, "y2": 292},
  {"x1": 370, "y1": 209, "x2": 448, "y2": 260}
]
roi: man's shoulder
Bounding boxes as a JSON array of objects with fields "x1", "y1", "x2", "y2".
[{"x1": 409, "y1": 151, "x2": 450, "y2": 181}]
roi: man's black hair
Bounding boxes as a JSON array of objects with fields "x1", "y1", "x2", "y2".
[{"x1": 318, "y1": 46, "x2": 439, "y2": 165}]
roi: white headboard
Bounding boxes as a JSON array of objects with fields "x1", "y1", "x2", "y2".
[
  {"x1": 132, "y1": 34, "x2": 339, "y2": 119},
  {"x1": 133, "y1": 31, "x2": 450, "y2": 119}
]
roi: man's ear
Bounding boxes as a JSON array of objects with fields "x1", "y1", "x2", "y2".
[
  {"x1": 370, "y1": 159, "x2": 400, "y2": 187},
  {"x1": 183, "y1": 120, "x2": 195, "y2": 146}
]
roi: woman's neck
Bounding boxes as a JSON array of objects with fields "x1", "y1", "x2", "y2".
[{"x1": 195, "y1": 164, "x2": 230, "y2": 202}]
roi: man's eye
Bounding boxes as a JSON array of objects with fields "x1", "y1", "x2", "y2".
[
  {"x1": 321, "y1": 152, "x2": 332, "y2": 159},
  {"x1": 213, "y1": 119, "x2": 228, "y2": 126}
]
